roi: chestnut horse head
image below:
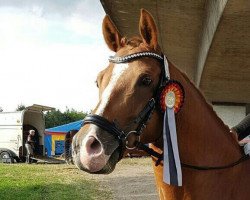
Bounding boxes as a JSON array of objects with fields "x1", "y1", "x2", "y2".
[
  {"x1": 72, "y1": 8, "x2": 250, "y2": 199},
  {"x1": 72, "y1": 9, "x2": 164, "y2": 173}
]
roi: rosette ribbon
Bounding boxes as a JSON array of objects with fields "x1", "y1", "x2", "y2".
[{"x1": 162, "y1": 56, "x2": 182, "y2": 186}]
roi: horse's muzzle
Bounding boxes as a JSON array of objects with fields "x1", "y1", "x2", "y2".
[{"x1": 72, "y1": 125, "x2": 120, "y2": 174}]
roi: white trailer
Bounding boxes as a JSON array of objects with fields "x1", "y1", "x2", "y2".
[{"x1": 0, "y1": 104, "x2": 54, "y2": 163}]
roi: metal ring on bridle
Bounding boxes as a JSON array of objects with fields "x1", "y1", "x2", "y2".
[{"x1": 125, "y1": 131, "x2": 140, "y2": 150}]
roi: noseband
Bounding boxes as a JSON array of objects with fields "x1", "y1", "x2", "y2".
[
  {"x1": 84, "y1": 98, "x2": 156, "y2": 145},
  {"x1": 83, "y1": 52, "x2": 165, "y2": 160}
]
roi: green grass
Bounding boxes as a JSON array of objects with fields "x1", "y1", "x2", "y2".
[{"x1": 0, "y1": 163, "x2": 112, "y2": 200}]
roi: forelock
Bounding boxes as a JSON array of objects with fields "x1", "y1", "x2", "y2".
[{"x1": 125, "y1": 36, "x2": 143, "y2": 47}]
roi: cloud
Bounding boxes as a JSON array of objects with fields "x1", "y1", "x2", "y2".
[
  {"x1": 0, "y1": 40, "x2": 111, "y2": 112},
  {"x1": 0, "y1": 0, "x2": 104, "y2": 21},
  {"x1": 66, "y1": 14, "x2": 97, "y2": 37},
  {"x1": 0, "y1": 1, "x2": 112, "y2": 112},
  {"x1": 0, "y1": 10, "x2": 48, "y2": 46},
  {"x1": 0, "y1": 0, "x2": 105, "y2": 45}
]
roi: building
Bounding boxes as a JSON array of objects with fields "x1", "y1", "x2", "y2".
[
  {"x1": 44, "y1": 120, "x2": 83, "y2": 156},
  {"x1": 100, "y1": 0, "x2": 250, "y2": 126}
]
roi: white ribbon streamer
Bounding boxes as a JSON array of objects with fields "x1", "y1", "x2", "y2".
[{"x1": 163, "y1": 56, "x2": 182, "y2": 186}]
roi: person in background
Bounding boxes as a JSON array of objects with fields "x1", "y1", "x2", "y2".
[
  {"x1": 230, "y1": 114, "x2": 250, "y2": 155},
  {"x1": 25, "y1": 130, "x2": 35, "y2": 164},
  {"x1": 64, "y1": 130, "x2": 78, "y2": 164},
  {"x1": 231, "y1": 114, "x2": 250, "y2": 141}
]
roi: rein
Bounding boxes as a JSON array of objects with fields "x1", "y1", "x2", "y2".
[
  {"x1": 135, "y1": 141, "x2": 250, "y2": 170},
  {"x1": 181, "y1": 154, "x2": 250, "y2": 170},
  {"x1": 82, "y1": 51, "x2": 250, "y2": 170}
]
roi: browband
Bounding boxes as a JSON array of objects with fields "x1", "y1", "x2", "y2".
[{"x1": 109, "y1": 52, "x2": 163, "y2": 64}]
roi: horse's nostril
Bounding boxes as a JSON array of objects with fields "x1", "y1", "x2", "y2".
[
  {"x1": 86, "y1": 136, "x2": 102, "y2": 155},
  {"x1": 90, "y1": 138, "x2": 100, "y2": 149}
]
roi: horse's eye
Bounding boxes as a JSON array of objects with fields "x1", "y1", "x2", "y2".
[{"x1": 141, "y1": 76, "x2": 152, "y2": 86}]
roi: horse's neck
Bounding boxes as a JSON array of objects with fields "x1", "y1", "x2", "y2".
[
  {"x1": 170, "y1": 64, "x2": 242, "y2": 165},
  {"x1": 151, "y1": 63, "x2": 247, "y2": 200}
]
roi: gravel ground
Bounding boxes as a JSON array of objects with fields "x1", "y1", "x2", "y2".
[{"x1": 84, "y1": 157, "x2": 159, "y2": 200}]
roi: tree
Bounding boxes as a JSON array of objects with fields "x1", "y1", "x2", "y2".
[
  {"x1": 0, "y1": 107, "x2": 3, "y2": 112},
  {"x1": 16, "y1": 104, "x2": 26, "y2": 111},
  {"x1": 45, "y1": 108, "x2": 88, "y2": 129}
]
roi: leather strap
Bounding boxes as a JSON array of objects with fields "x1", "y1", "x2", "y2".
[
  {"x1": 84, "y1": 114, "x2": 125, "y2": 142},
  {"x1": 109, "y1": 52, "x2": 163, "y2": 64}
]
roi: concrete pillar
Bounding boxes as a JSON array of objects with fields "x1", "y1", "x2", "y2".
[
  {"x1": 195, "y1": 0, "x2": 228, "y2": 86},
  {"x1": 246, "y1": 104, "x2": 250, "y2": 115}
]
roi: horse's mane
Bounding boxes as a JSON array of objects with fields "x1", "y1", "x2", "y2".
[{"x1": 124, "y1": 36, "x2": 143, "y2": 47}]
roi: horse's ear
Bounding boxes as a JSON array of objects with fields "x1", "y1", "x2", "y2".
[
  {"x1": 139, "y1": 9, "x2": 158, "y2": 49},
  {"x1": 102, "y1": 15, "x2": 122, "y2": 52}
]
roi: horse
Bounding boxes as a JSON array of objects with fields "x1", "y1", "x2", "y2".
[{"x1": 72, "y1": 9, "x2": 250, "y2": 200}]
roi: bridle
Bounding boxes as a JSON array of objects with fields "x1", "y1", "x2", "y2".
[
  {"x1": 82, "y1": 51, "x2": 249, "y2": 170},
  {"x1": 83, "y1": 52, "x2": 165, "y2": 160}
]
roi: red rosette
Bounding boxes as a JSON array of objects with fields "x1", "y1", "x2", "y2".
[{"x1": 159, "y1": 80, "x2": 185, "y2": 113}]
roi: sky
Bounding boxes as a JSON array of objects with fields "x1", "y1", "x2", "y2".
[{"x1": 0, "y1": 0, "x2": 112, "y2": 112}]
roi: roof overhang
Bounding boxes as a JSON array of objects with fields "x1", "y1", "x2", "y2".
[
  {"x1": 100, "y1": 0, "x2": 250, "y2": 104},
  {"x1": 26, "y1": 104, "x2": 55, "y2": 112}
]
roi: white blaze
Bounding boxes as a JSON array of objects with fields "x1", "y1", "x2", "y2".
[
  {"x1": 79, "y1": 63, "x2": 129, "y2": 169},
  {"x1": 95, "y1": 63, "x2": 129, "y2": 115}
]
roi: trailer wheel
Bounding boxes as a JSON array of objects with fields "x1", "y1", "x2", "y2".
[
  {"x1": 0, "y1": 151, "x2": 14, "y2": 163},
  {"x1": 14, "y1": 156, "x2": 21, "y2": 163}
]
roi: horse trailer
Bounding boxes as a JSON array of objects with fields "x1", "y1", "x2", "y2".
[{"x1": 0, "y1": 104, "x2": 54, "y2": 163}]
